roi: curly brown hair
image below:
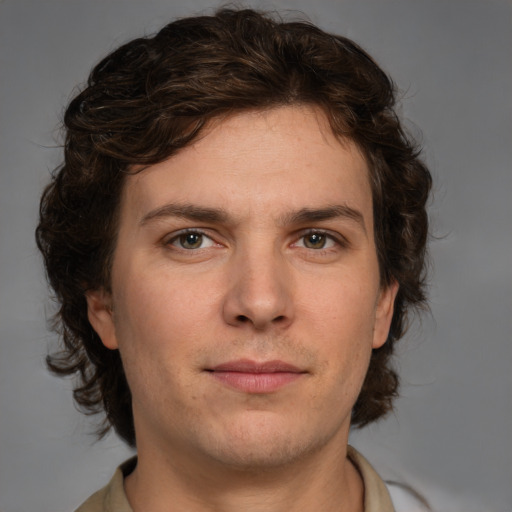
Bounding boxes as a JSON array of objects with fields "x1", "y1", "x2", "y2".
[{"x1": 36, "y1": 8, "x2": 431, "y2": 447}]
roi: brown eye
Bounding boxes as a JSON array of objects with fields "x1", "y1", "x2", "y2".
[
  {"x1": 303, "y1": 233, "x2": 327, "y2": 249},
  {"x1": 179, "y1": 233, "x2": 203, "y2": 249},
  {"x1": 169, "y1": 232, "x2": 215, "y2": 250}
]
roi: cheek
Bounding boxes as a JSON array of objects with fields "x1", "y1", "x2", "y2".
[
  {"x1": 117, "y1": 261, "x2": 194, "y2": 320},
  {"x1": 302, "y1": 277, "x2": 378, "y2": 386},
  {"x1": 111, "y1": 264, "x2": 224, "y2": 369},
  {"x1": 306, "y1": 276, "x2": 378, "y2": 338},
  {"x1": 111, "y1": 274, "x2": 204, "y2": 411}
]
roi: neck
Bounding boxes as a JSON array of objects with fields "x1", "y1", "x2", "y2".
[{"x1": 125, "y1": 437, "x2": 364, "y2": 512}]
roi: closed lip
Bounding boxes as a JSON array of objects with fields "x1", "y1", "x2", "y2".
[
  {"x1": 207, "y1": 359, "x2": 306, "y2": 393},
  {"x1": 209, "y1": 359, "x2": 305, "y2": 373}
]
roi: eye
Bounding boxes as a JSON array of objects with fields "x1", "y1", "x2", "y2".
[
  {"x1": 168, "y1": 231, "x2": 216, "y2": 250},
  {"x1": 296, "y1": 231, "x2": 337, "y2": 250}
]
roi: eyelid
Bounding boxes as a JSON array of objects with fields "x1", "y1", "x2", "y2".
[
  {"x1": 164, "y1": 228, "x2": 218, "y2": 249},
  {"x1": 292, "y1": 229, "x2": 349, "y2": 249},
  {"x1": 162, "y1": 227, "x2": 348, "y2": 251}
]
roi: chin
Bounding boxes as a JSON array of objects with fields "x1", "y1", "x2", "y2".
[
  {"x1": 208, "y1": 441, "x2": 310, "y2": 472},
  {"x1": 199, "y1": 414, "x2": 341, "y2": 471}
]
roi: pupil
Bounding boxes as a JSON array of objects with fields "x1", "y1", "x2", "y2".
[
  {"x1": 181, "y1": 233, "x2": 202, "y2": 249},
  {"x1": 306, "y1": 233, "x2": 325, "y2": 249}
]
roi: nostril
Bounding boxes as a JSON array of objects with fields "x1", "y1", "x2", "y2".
[{"x1": 231, "y1": 313, "x2": 289, "y2": 328}]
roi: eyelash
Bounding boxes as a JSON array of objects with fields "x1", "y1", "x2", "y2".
[
  {"x1": 165, "y1": 229, "x2": 217, "y2": 250},
  {"x1": 293, "y1": 229, "x2": 348, "y2": 251},
  {"x1": 164, "y1": 228, "x2": 347, "y2": 253}
]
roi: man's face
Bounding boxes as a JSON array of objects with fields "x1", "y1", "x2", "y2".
[{"x1": 87, "y1": 106, "x2": 397, "y2": 470}]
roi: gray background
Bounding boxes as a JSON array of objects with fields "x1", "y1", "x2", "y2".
[{"x1": 1, "y1": 1, "x2": 510, "y2": 511}]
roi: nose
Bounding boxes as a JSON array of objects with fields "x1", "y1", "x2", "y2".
[{"x1": 222, "y1": 248, "x2": 294, "y2": 331}]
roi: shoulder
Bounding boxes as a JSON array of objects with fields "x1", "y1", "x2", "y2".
[
  {"x1": 347, "y1": 446, "x2": 396, "y2": 512},
  {"x1": 386, "y1": 481, "x2": 431, "y2": 512},
  {"x1": 75, "y1": 458, "x2": 136, "y2": 512},
  {"x1": 348, "y1": 446, "x2": 430, "y2": 512}
]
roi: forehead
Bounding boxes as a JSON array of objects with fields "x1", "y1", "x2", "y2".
[{"x1": 121, "y1": 106, "x2": 372, "y2": 226}]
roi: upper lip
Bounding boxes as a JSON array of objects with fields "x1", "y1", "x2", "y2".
[{"x1": 209, "y1": 359, "x2": 304, "y2": 373}]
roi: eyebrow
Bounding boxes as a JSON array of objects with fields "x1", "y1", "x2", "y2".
[
  {"x1": 140, "y1": 203, "x2": 229, "y2": 226},
  {"x1": 140, "y1": 202, "x2": 367, "y2": 234},
  {"x1": 279, "y1": 205, "x2": 367, "y2": 235}
]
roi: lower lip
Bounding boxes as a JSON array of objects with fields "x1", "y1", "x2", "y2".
[{"x1": 210, "y1": 371, "x2": 303, "y2": 393}]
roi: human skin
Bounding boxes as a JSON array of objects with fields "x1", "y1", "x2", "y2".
[{"x1": 86, "y1": 106, "x2": 398, "y2": 512}]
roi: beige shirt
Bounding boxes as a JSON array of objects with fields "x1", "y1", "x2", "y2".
[{"x1": 75, "y1": 446, "x2": 395, "y2": 512}]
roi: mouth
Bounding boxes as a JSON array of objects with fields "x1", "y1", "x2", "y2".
[{"x1": 206, "y1": 359, "x2": 306, "y2": 393}]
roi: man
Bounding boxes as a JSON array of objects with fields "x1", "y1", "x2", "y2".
[{"x1": 36, "y1": 8, "x2": 431, "y2": 512}]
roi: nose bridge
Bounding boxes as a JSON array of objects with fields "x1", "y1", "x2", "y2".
[{"x1": 223, "y1": 236, "x2": 293, "y2": 330}]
